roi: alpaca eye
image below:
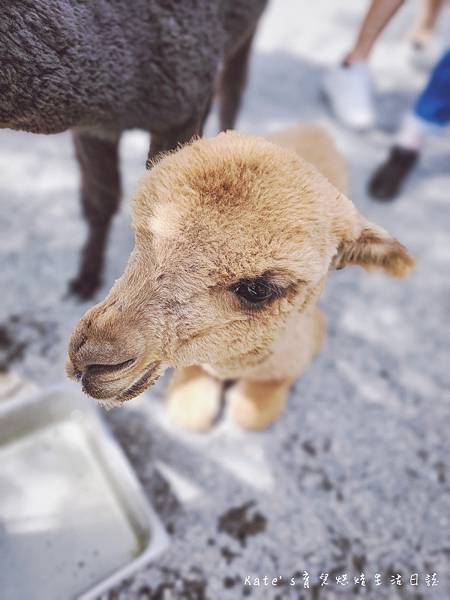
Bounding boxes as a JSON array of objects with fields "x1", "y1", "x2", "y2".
[{"x1": 233, "y1": 278, "x2": 275, "y2": 305}]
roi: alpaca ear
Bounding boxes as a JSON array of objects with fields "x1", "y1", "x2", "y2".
[{"x1": 331, "y1": 216, "x2": 415, "y2": 277}]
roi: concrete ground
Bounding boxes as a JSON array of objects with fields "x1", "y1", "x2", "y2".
[{"x1": 1, "y1": 1, "x2": 449, "y2": 598}]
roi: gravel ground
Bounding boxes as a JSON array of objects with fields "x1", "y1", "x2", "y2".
[{"x1": 1, "y1": 1, "x2": 449, "y2": 599}]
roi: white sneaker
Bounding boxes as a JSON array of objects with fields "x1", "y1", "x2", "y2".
[
  {"x1": 406, "y1": 37, "x2": 443, "y2": 72},
  {"x1": 322, "y1": 62, "x2": 376, "y2": 131}
]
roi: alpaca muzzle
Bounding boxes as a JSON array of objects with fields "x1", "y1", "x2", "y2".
[{"x1": 66, "y1": 306, "x2": 163, "y2": 405}]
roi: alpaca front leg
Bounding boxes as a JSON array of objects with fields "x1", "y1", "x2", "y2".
[
  {"x1": 69, "y1": 131, "x2": 121, "y2": 299},
  {"x1": 166, "y1": 366, "x2": 222, "y2": 431},
  {"x1": 227, "y1": 379, "x2": 291, "y2": 431},
  {"x1": 218, "y1": 28, "x2": 256, "y2": 131},
  {"x1": 147, "y1": 98, "x2": 213, "y2": 168}
]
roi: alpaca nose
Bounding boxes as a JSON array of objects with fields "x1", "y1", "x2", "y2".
[
  {"x1": 67, "y1": 306, "x2": 144, "y2": 379},
  {"x1": 68, "y1": 328, "x2": 138, "y2": 379}
]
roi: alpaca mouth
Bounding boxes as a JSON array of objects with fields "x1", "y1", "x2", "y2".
[
  {"x1": 67, "y1": 356, "x2": 163, "y2": 407},
  {"x1": 114, "y1": 360, "x2": 163, "y2": 403},
  {"x1": 81, "y1": 358, "x2": 138, "y2": 380},
  {"x1": 86, "y1": 360, "x2": 163, "y2": 407}
]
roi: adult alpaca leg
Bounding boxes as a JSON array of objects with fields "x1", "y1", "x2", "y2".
[
  {"x1": 146, "y1": 106, "x2": 212, "y2": 168},
  {"x1": 218, "y1": 29, "x2": 256, "y2": 131},
  {"x1": 70, "y1": 131, "x2": 121, "y2": 299}
]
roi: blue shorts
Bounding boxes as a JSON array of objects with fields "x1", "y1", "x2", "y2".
[{"x1": 415, "y1": 49, "x2": 450, "y2": 126}]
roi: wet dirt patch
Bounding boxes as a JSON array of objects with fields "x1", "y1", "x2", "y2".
[
  {"x1": 0, "y1": 323, "x2": 27, "y2": 372},
  {"x1": 218, "y1": 501, "x2": 267, "y2": 548},
  {"x1": 0, "y1": 313, "x2": 60, "y2": 372},
  {"x1": 135, "y1": 566, "x2": 208, "y2": 600}
]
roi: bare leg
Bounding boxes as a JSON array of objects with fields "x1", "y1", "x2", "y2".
[
  {"x1": 166, "y1": 366, "x2": 223, "y2": 431},
  {"x1": 227, "y1": 379, "x2": 291, "y2": 431},
  {"x1": 70, "y1": 131, "x2": 121, "y2": 299},
  {"x1": 410, "y1": 0, "x2": 445, "y2": 46},
  {"x1": 345, "y1": 0, "x2": 405, "y2": 64},
  {"x1": 218, "y1": 29, "x2": 256, "y2": 131},
  {"x1": 324, "y1": 0, "x2": 404, "y2": 129}
]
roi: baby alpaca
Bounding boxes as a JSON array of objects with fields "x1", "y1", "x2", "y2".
[{"x1": 67, "y1": 124, "x2": 414, "y2": 431}]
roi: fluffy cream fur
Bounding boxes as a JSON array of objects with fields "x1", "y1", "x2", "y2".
[{"x1": 67, "y1": 124, "x2": 414, "y2": 430}]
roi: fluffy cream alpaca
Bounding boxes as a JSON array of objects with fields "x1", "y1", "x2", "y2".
[{"x1": 67, "y1": 124, "x2": 414, "y2": 430}]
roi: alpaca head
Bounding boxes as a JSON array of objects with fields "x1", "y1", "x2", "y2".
[{"x1": 67, "y1": 131, "x2": 414, "y2": 405}]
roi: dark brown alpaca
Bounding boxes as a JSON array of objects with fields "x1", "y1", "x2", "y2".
[{"x1": 0, "y1": 0, "x2": 267, "y2": 297}]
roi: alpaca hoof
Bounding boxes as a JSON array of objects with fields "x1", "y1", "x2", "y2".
[
  {"x1": 68, "y1": 274, "x2": 100, "y2": 300},
  {"x1": 166, "y1": 370, "x2": 222, "y2": 432}
]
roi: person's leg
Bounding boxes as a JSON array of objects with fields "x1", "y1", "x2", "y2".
[
  {"x1": 410, "y1": 0, "x2": 445, "y2": 48},
  {"x1": 414, "y1": 48, "x2": 450, "y2": 125},
  {"x1": 324, "y1": 0, "x2": 404, "y2": 130},
  {"x1": 408, "y1": 0, "x2": 446, "y2": 70},
  {"x1": 344, "y1": 0, "x2": 405, "y2": 64},
  {"x1": 369, "y1": 48, "x2": 450, "y2": 200}
]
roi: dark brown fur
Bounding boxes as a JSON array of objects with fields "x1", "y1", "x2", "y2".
[{"x1": 0, "y1": 0, "x2": 267, "y2": 298}]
